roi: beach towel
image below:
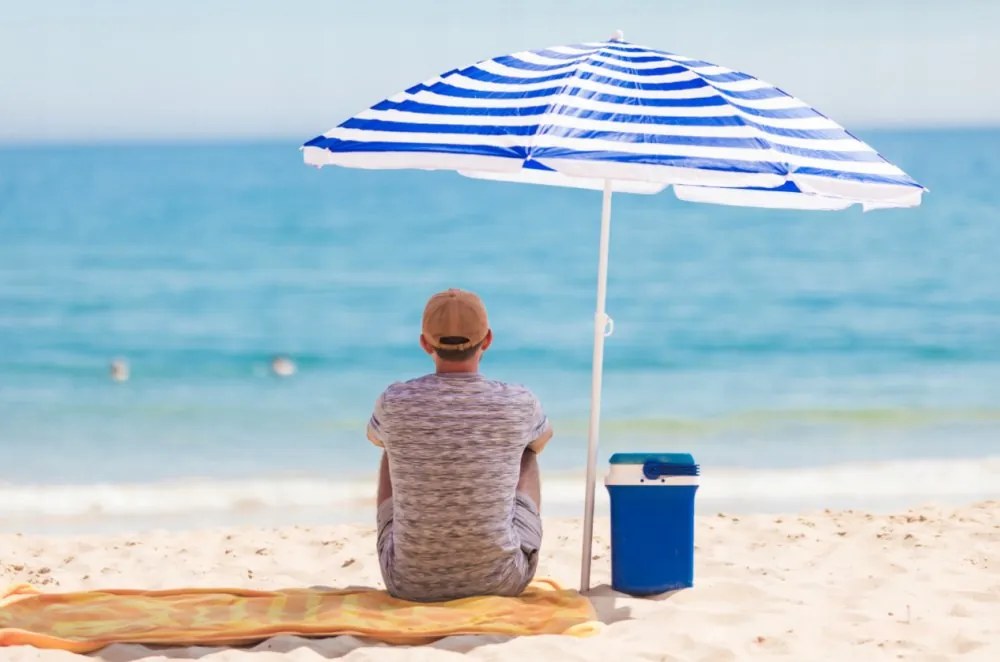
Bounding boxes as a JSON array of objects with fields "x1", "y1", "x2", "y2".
[{"x1": 0, "y1": 579, "x2": 598, "y2": 653}]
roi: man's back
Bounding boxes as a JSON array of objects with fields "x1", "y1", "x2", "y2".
[{"x1": 369, "y1": 372, "x2": 548, "y2": 601}]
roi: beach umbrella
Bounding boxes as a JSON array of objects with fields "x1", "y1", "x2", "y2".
[{"x1": 302, "y1": 32, "x2": 924, "y2": 591}]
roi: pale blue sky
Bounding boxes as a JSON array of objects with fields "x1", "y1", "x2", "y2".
[{"x1": 2, "y1": 0, "x2": 998, "y2": 143}]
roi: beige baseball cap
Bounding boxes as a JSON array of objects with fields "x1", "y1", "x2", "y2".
[{"x1": 422, "y1": 289, "x2": 489, "y2": 351}]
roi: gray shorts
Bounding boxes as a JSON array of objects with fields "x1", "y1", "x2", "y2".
[{"x1": 376, "y1": 492, "x2": 542, "y2": 601}]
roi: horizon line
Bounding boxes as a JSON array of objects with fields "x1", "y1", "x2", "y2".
[{"x1": 2, "y1": 122, "x2": 1000, "y2": 149}]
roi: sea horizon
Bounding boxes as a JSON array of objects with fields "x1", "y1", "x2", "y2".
[{"x1": 2, "y1": 123, "x2": 999, "y2": 149}]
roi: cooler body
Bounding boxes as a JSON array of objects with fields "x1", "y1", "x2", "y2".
[{"x1": 605, "y1": 453, "x2": 700, "y2": 595}]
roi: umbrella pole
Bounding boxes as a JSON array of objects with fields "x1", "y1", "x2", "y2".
[{"x1": 580, "y1": 179, "x2": 613, "y2": 592}]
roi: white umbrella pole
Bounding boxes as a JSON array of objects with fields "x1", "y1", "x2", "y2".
[{"x1": 580, "y1": 179, "x2": 614, "y2": 592}]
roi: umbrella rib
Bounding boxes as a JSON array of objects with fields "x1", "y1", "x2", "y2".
[{"x1": 526, "y1": 45, "x2": 605, "y2": 164}]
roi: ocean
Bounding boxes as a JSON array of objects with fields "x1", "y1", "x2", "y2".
[{"x1": 2, "y1": 128, "x2": 999, "y2": 531}]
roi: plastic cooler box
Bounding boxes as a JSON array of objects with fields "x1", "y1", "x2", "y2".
[{"x1": 604, "y1": 452, "x2": 700, "y2": 595}]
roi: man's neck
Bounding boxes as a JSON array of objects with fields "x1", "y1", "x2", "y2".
[{"x1": 434, "y1": 361, "x2": 479, "y2": 375}]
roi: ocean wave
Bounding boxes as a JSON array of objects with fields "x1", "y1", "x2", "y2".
[{"x1": 556, "y1": 407, "x2": 1000, "y2": 436}]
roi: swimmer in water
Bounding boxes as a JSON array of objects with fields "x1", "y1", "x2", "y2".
[
  {"x1": 270, "y1": 355, "x2": 296, "y2": 377},
  {"x1": 109, "y1": 358, "x2": 130, "y2": 382}
]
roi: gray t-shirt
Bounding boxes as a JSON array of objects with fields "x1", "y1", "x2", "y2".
[{"x1": 367, "y1": 372, "x2": 551, "y2": 599}]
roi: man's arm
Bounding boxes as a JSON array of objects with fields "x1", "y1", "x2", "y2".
[
  {"x1": 367, "y1": 392, "x2": 387, "y2": 447},
  {"x1": 528, "y1": 425, "x2": 553, "y2": 453},
  {"x1": 377, "y1": 451, "x2": 392, "y2": 506},
  {"x1": 527, "y1": 396, "x2": 553, "y2": 453},
  {"x1": 370, "y1": 393, "x2": 392, "y2": 506}
]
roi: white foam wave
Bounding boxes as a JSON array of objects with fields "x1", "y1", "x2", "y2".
[
  {"x1": 1, "y1": 456, "x2": 997, "y2": 522},
  {"x1": 696, "y1": 456, "x2": 1000, "y2": 501},
  {"x1": 0, "y1": 477, "x2": 374, "y2": 518},
  {"x1": 553, "y1": 456, "x2": 1000, "y2": 511}
]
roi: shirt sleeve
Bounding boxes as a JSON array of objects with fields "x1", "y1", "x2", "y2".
[
  {"x1": 527, "y1": 395, "x2": 553, "y2": 453},
  {"x1": 366, "y1": 391, "x2": 387, "y2": 448}
]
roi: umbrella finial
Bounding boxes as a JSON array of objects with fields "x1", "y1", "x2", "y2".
[{"x1": 610, "y1": 29, "x2": 624, "y2": 42}]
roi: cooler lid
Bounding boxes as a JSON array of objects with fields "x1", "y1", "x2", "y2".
[
  {"x1": 609, "y1": 453, "x2": 696, "y2": 466},
  {"x1": 608, "y1": 452, "x2": 699, "y2": 479}
]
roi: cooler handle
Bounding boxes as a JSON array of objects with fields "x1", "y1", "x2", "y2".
[{"x1": 642, "y1": 460, "x2": 700, "y2": 479}]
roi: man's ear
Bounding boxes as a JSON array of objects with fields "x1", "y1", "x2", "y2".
[
  {"x1": 419, "y1": 334, "x2": 435, "y2": 355},
  {"x1": 480, "y1": 329, "x2": 493, "y2": 351}
]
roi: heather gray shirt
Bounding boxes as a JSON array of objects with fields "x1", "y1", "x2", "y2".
[{"x1": 367, "y1": 372, "x2": 551, "y2": 599}]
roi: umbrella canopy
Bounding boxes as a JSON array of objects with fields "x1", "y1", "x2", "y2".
[
  {"x1": 303, "y1": 35, "x2": 923, "y2": 592},
  {"x1": 304, "y1": 36, "x2": 924, "y2": 210}
]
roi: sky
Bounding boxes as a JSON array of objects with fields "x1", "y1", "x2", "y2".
[{"x1": 2, "y1": 0, "x2": 999, "y2": 143}]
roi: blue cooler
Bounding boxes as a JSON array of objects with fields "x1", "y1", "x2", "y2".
[{"x1": 604, "y1": 452, "x2": 699, "y2": 595}]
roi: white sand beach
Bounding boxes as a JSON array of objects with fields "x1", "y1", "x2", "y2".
[{"x1": 2, "y1": 501, "x2": 997, "y2": 661}]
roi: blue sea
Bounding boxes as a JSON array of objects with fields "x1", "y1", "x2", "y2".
[{"x1": 2, "y1": 129, "x2": 999, "y2": 531}]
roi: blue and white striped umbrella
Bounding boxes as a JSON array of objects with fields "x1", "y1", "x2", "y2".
[
  {"x1": 303, "y1": 34, "x2": 924, "y2": 592},
  {"x1": 304, "y1": 35, "x2": 924, "y2": 210}
]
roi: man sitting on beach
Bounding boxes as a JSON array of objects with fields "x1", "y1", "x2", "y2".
[{"x1": 367, "y1": 289, "x2": 552, "y2": 602}]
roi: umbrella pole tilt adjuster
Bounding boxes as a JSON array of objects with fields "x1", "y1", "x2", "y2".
[{"x1": 603, "y1": 314, "x2": 614, "y2": 337}]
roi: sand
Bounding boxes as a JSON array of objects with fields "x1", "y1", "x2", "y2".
[{"x1": 1, "y1": 501, "x2": 997, "y2": 661}]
